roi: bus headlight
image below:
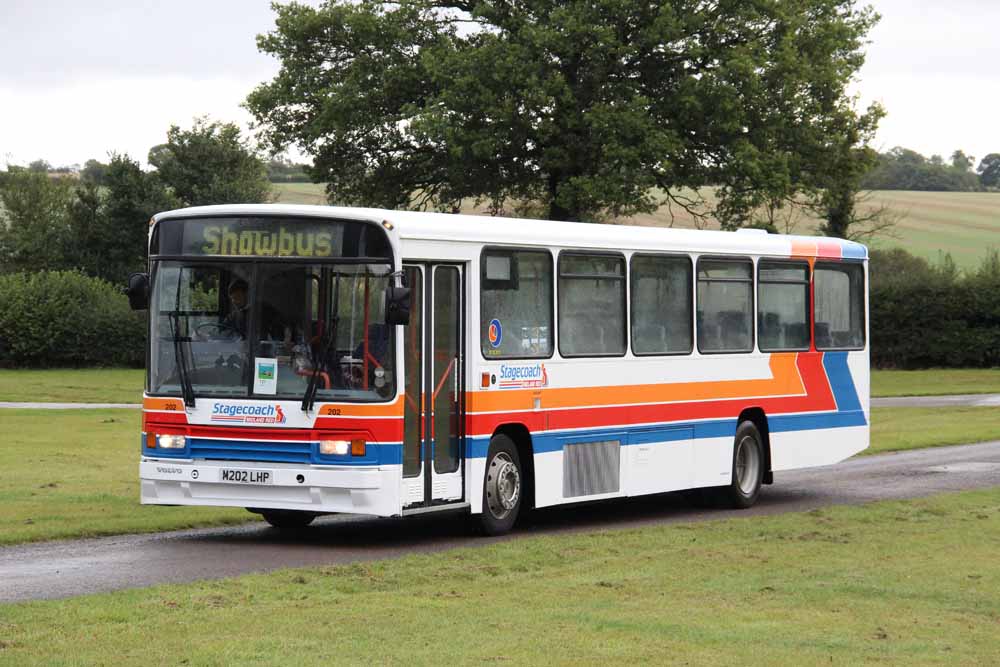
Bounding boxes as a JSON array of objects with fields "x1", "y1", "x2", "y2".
[
  {"x1": 157, "y1": 434, "x2": 187, "y2": 449},
  {"x1": 320, "y1": 439, "x2": 350, "y2": 456}
]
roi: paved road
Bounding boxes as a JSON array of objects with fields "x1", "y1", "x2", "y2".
[
  {"x1": 871, "y1": 394, "x2": 1000, "y2": 408},
  {"x1": 3, "y1": 394, "x2": 999, "y2": 410},
  {"x1": 2, "y1": 440, "x2": 999, "y2": 603}
]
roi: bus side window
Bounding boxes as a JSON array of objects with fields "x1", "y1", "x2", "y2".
[
  {"x1": 558, "y1": 253, "x2": 626, "y2": 357},
  {"x1": 630, "y1": 255, "x2": 693, "y2": 355},
  {"x1": 696, "y1": 258, "x2": 753, "y2": 354},
  {"x1": 757, "y1": 261, "x2": 810, "y2": 352},
  {"x1": 814, "y1": 262, "x2": 865, "y2": 350},
  {"x1": 480, "y1": 248, "x2": 553, "y2": 359}
]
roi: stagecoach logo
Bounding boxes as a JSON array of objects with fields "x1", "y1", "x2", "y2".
[
  {"x1": 211, "y1": 403, "x2": 287, "y2": 424},
  {"x1": 497, "y1": 363, "x2": 548, "y2": 390},
  {"x1": 488, "y1": 319, "x2": 503, "y2": 348}
]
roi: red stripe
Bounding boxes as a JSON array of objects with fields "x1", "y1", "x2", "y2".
[{"x1": 467, "y1": 352, "x2": 835, "y2": 436}]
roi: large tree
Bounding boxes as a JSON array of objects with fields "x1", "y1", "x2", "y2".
[
  {"x1": 248, "y1": 0, "x2": 882, "y2": 224},
  {"x1": 68, "y1": 154, "x2": 178, "y2": 283},
  {"x1": 978, "y1": 153, "x2": 1000, "y2": 188},
  {"x1": 149, "y1": 118, "x2": 272, "y2": 207},
  {"x1": 0, "y1": 169, "x2": 76, "y2": 271}
]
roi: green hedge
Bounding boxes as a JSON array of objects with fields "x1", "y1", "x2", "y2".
[
  {"x1": 0, "y1": 271, "x2": 145, "y2": 367},
  {"x1": 870, "y1": 250, "x2": 1000, "y2": 368}
]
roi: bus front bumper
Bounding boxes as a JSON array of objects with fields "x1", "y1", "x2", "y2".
[{"x1": 139, "y1": 458, "x2": 401, "y2": 517}]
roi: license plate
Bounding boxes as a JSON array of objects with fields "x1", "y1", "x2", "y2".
[{"x1": 218, "y1": 468, "x2": 274, "y2": 485}]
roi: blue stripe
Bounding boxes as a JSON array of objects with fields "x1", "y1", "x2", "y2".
[
  {"x1": 840, "y1": 242, "x2": 868, "y2": 259},
  {"x1": 823, "y1": 351, "x2": 864, "y2": 413},
  {"x1": 141, "y1": 435, "x2": 402, "y2": 466}
]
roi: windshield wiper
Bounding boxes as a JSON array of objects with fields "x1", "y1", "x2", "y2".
[
  {"x1": 302, "y1": 316, "x2": 338, "y2": 413},
  {"x1": 169, "y1": 312, "x2": 196, "y2": 408}
]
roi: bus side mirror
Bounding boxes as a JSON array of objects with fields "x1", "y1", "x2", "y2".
[
  {"x1": 126, "y1": 272, "x2": 149, "y2": 311},
  {"x1": 385, "y1": 285, "x2": 410, "y2": 325}
]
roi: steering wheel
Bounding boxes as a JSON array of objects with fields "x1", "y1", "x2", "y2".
[{"x1": 195, "y1": 322, "x2": 241, "y2": 340}]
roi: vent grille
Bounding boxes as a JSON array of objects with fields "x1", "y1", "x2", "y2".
[
  {"x1": 563, "y1": 440, "x2": 620, "y2": 498},
  {"x1": 188, "y1": 438, "x2": 312, "y2": 464}
]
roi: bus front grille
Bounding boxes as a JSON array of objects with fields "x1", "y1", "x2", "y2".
[{"x1": 188, "y1": 438, "x2": 313, "y2": 465}]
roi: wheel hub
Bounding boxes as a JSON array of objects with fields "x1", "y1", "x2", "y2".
[{"x1": 487, "y1": 452, "x2": 521, "y2": 519}]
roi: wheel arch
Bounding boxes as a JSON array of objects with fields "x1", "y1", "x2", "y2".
[
  {"x1": 737, "y1": 407, "x2": 773, "y2": 485},
  {"x1": 492, "y1": 423, "x2": 535, "y2": 508}
]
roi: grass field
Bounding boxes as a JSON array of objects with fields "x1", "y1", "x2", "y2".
[
  {"x1": 2, "y1": 487, "x2": 999, "y2": 665},
  {"x1": 2, "y1": 367, "x2": 997, "y2": 403},
  {"x1": 867, "y1": 406, "x2": 1000, "y2": 455},
  {"x1": 274, "y1": 183, "x2": 1000, "y2": 270},
  {"x1": 0, "y1": 368, "x2": 144, "y2": 403},
  {"x1": 1, "y1": 406, "x2": 997, "y2": 546},
  {"x1": 0, "y1": 410, "x2": 248, "y2": 545},
  {"x1": 871, "y1": 368, "x2": 1000, "y2": 397}
]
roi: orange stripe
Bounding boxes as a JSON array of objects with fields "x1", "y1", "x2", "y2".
[
  {"x1": 790, "y1": 239, "x2": 818, "y2": 259},
  {"x1": 318, "y1": 396, "x2": 404, "y2": 417},
  {"x1": 468, "y1": 353, "x2": 804, "y2": 413},
  {"x1": 143, "y1": 397, "x2": 185, "y2": 412}
]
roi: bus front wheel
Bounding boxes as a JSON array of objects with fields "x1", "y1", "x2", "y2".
[
  {"x1": 479, "y1": 434, "x2": 523, "y2": 536},
  {"x1": 722, "y1": 420, "x2": 764, "y2": 509}
]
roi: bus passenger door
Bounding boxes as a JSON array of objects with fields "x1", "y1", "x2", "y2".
[{"x1": 401, "y1": 263, "x2": 465, "y2": 509}]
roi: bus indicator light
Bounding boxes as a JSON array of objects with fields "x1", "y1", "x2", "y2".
[{"x1": 351, "y1": 439, "x2": 366, "y2": 456}]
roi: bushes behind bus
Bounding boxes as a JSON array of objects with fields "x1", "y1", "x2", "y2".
[
  {"x1": 870, "y1": 248, "x2": 1000, "y2": 368},
  {"x1": 0, "y1": 271, "x2": 145, "y2": 367}
]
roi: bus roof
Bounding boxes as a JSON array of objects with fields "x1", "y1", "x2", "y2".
[{"x1": 152, "y1": 203, "x2": 867, "y2": 260}]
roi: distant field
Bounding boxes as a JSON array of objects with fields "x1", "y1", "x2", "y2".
[{"x1": 273, "y1": 183, "x2": 1000, "y2": 270}]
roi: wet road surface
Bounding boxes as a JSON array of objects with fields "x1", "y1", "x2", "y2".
[{"x1": 2, "y1": 440, "x2": 1000, "y2": 603}]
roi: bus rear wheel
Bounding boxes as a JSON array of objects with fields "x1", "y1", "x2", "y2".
[
  {"x1": 479, "y1": 434, "x2": 523, "y2": 536},
  {"x1": 721, "y1": 420, "x2": 764, "y2": 509},
  {"x1": 259, "y1": 509, "x2": 316, "y2": 531}
]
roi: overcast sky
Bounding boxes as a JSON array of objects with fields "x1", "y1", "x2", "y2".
[{"x1": 1, "y1": 0, "x2": 997, "y2": 169}]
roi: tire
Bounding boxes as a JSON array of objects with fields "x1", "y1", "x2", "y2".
[
  {"x1": 259, "y1": 509, "x2": 317, "y2": 531},
  {"x1": 479, "y1": 434, "x2": 523, "y2": 536},
  {"x1": 721, "y1": 420, "x2": 765, "y2": 509}
]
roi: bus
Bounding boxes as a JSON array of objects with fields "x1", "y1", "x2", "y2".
[{"x1": 129, "y1": 204, "x2": 869, "y2": 535}]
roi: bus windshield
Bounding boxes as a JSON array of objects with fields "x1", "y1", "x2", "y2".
[
  {"x1": 148, "y1": 221, "x2": 395, "y2": 401},
  {"x1": 150, "y1": 261, "x2": 395, "y2": 402}
]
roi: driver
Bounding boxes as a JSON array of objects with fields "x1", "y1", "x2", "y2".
[{"x1": 222, "y1": 279, "x2": 250, "y2": 338}]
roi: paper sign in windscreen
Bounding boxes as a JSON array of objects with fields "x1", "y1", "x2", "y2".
[{"x1": 254, "y1": 357, "x2": 278, "y2": 395}]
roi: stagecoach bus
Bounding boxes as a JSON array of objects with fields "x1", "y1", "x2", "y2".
[{"x1": 128, "y1": 204, "x2": 869, "y2": 534}]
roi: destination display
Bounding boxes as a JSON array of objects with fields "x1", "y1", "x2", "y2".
[{"x1": 152, "y1": 216, "x2": 392, "y2": 259}]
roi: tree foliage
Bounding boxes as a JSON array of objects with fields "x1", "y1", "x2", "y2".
[
  {"x1": 870, "y1": 248, "x2": 1000, "y2": 369},
  {"x1": 0, "y1": 169, "x2": 76, "y2": 272},
  {"x1": 0, "y1": 271, "x2": 146, "y2": 367},
  {"x1": 68, "y1": 154, "x2": 178, "y2": 283},
  {"x1": 80, "y1": 159, "x2": 109, "y2": 186},
  {"x1": 149, "y1": 117, "x2": 272, "y2": 207},
  {"x1": 248, "y1": 0, "x2": 882, "y2": 224},
  {"x1": 977, "y1": 153, "x2": 1000, "y2": 189},
  {"x1": 1, "y1": 156, "x2": 175, "y2": 284},
  {"x1": 861, "y1": 147, "x2": 983, "y2": 191}
]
